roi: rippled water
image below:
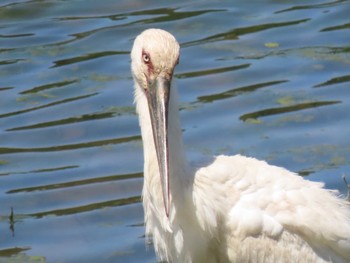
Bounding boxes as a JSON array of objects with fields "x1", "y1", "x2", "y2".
[{"x1": 1, "y1": 0, "x2": 350, "y2": 262}]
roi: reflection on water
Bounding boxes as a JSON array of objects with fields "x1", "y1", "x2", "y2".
[{"x1": 1, "y1": 0, "x2": 350, "y2": 262}]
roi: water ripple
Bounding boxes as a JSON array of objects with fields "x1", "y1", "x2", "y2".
[
  {"x1": 0, "y1": 136, "x2": 140, "y2": 154},
  {"x1": 29, "y1": 196, "x2": 141, "y2": 218},
  {"x1": 314, "y1": 74, "x2": 350, "y2": 87},
  {"x1": 176, "y1": 63, "x2": 249, "y2": 79},
  {"x1": 275, "y1": 0, "x2": 349, "y2": 14},
  {"x1": 183, "y1": 18, "x2": 310, "y2": 47},
  {"x1": 240, "y1": 101, "x2": 341, "y2": 121},
  {"x1": 197, "y1": 80, "x2": 288, "y2": 104},
  {"x1": 20, "y1": 79, "x2": 79, "y2": 94},
  {"x1": 7, "y1": 172, "x2": 142, "y2": 194},
  {"x1": 0, "y1": 93, "x2": 98, "y2": 119},
  {"x1": 0, "y1": 165, "x2": 78, "y2": 177},
  {"x1": 321, "y1": 22, "x2": 350, "y2": 32},
  {"x1": 51, "y1": 51, "x2": 128, "y2": 68}
]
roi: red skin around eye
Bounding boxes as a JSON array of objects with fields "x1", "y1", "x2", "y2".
[{"x1": 142, "y1": 49, "x2": 154, "y2": 76}]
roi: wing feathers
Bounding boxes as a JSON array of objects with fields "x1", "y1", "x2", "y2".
[{"x1": 194, "y1": 155, "x2": 350, "y2": 262}]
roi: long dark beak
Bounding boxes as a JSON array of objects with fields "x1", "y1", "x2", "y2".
[{"x1": 146, "y1": 73, "x2": 171, "y2": 217}]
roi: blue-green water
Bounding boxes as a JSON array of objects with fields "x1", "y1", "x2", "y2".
[{"x1": 1, "y1": 0, "x2": 350, "y2": 262}]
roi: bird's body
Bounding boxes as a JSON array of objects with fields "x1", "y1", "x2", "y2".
[{"x1": 131, "y1": 28, "x2": 350, "y2": 263}]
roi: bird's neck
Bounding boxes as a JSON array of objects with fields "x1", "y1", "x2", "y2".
[{"x1": 135, "y1": 83, "x2": 190, "y2": 212}]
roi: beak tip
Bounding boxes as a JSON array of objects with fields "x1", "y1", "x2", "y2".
[
  {"x1": 162, "y1": 179, "x2": 170, "y2": 217},
  {"x1": 165, "y1": 196, "x2": 170, "y2": 217}
]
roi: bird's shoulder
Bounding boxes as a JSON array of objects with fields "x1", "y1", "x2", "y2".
[{"x1": 194, "y1": 154, "x2": 306, "y2": 192}]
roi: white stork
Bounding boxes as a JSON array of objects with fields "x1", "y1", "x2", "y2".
[{"x1": 131, "y1": 28, "x2": 350, "y2": 263}]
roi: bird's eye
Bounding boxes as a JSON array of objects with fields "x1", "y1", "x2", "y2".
[{"x1": 142, "y1": 53, "x2": 150, "y2": 64}]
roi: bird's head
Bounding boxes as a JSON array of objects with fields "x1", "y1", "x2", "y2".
[
  {"x1": 131, "y1": 29, "x2": 180, "y2": 217},
  {"x1": 131, "y1": 28, "x2": 180, "y2": 90}
]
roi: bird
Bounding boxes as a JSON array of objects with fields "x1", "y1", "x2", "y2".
[{"x1": 130, "y1": 28, "x2": 350, "y2": 263}]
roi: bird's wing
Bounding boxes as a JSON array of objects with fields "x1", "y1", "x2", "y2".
[{"x1": 193, "y1": 155, "x2": 350, "y2": 262}]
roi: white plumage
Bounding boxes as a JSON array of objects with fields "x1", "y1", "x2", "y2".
[{"x1": 131, "y1": 28, "x2": 350, "y2": 263}]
